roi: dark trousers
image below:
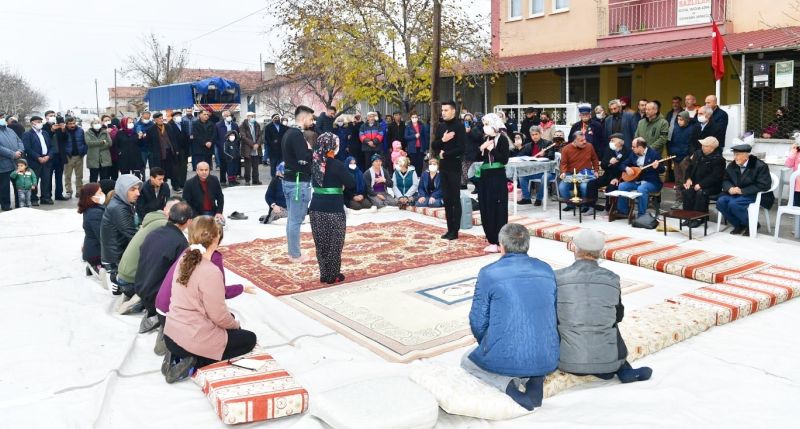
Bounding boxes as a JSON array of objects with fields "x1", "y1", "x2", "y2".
[
  {"x1": 716, "y1": 194, "x2": 756, "y2": 228},
  {"x1": 409, "y1": 152, "x2": 425, "y2": 175},
  {"x1": 682, "y1": 187, "x2": 711, "y2": 212},
  {"x1": 0, "y1": 171, "x2": 11, "y2": 210},
  {"x1": 310, "y1": 211, "x2": 347, "y2": 281},
  {"x1": 147, "y1": 151, "x2": 161, "y2": 174},
  {"x1": 243, "y1": 156, "x2": 260, "y2": 183},
  {"x1": 30, "y1": 160, "x2": 53, "y2": 201},
  {"x1": 269, "y1": 154, "x2": 282, "y2": 178},
  {"x1": 172, "y1": 153, "x2": 188, "y2": 189},
  {"x1": 440, "y1": 169, "x2": 463, "y2": 235},
  {"x1": 164, "y1": 329, "x2": 257, "y2": 369},
  {"x1": 110, "y1": 159, "x2": 119, "y2": 180},
  {"x1": 589, "y1": 174, "x2": 619, "y2": 210},
  {"x1": 52, "y1": 155, "x2": 64, "y2": 198},
  {"x1": 192, "y1": 154, "x2": 212, "y2": 170},
  {"x1": 478, "y1": 169, "x2": 509, "y2": 245},
  {"x1": 226, "y1": 157, "x2": 240, "y2": 181},
  {"x1": 89, "y1": 166, "x2": 113, "y2": 183}
]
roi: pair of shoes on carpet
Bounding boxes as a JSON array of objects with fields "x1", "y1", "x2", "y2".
[
  {"x1": 483, "y1": 244, "x2": 500, "y2": 253},
  {"x1": 228, "y1": 211, "x2": 248, "y2": 220},
  {"x1": 163, "y1": 354, "x2": 196, "y2": 384},
  {"x1": 139, "y1": 314, "x2": 161, "y2": 334},
  {"x1": 321, "y1": 273, "x2": 346, "y2": 284},
  {"x1": 289, "y1": 253, "x2": 311, "y2": 264},
  {"x1": 117, "y1": 294, "x2": 143, "y2": 315},
  {"x1": 440, "y1": 232, "x2": 459, "y2": 240}
]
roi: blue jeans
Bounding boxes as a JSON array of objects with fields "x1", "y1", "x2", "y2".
[
  {"x1": 519, "y1": 173, "x2": 556, "y2": 200},
  {"x1": 282, "y1": 179, "x2": 312, "y2": 258},
  {"x1": 558, "y1": 173, "x2": 596, "y2": 207},
  {"x1": 617, "y1": 181, "x2": 661, "y2": 216},
  {"x1": 716, "y1": 194, "x2": 756, "y2": 228},
  {"x1": 416, "y1": 197, "x2": 443, "y2": 208}
]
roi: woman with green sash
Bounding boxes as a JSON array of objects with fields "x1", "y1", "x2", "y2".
[
  {"x1": 309, "y1": 133, "x2": 356, "y2": 284},
  {"x1": 477, "y1": 113, "x2": 511, "y2": 253}
]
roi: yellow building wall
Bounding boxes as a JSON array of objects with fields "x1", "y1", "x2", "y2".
[
  {"x1": 498, "y1": 0, "x2": 598, "y2": 57},
  {"x1": 521, "y1": 71, "x2": 562, "y2": 103},
  {"x1": 727, "y1": 0, "x2": 798, "y2": 32},
  {"x1": 490, "y1": 74, "x2": 507, "y2": 107}
]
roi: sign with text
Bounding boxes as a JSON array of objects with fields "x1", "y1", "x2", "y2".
[
  {"x1": 677, "y1": 0, "x2": 712, "y2": 26},
  {"x1": 775, "y1": 60, "x2": 794, "y2": 88},
  {"x1": 753, "y1": 62, "x2": 769, "y2": 88}
]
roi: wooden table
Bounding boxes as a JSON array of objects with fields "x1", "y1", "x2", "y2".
[
  {"x1": 558, "y1": 198, "x2": 596, "y2": 223},
  {"x1": 662, "y1": 209, "x2": 709, "y2": 240}
]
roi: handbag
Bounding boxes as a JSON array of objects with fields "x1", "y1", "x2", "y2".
[{"x1": 632, "y1": 212, "x2": 659, "y2": 229}]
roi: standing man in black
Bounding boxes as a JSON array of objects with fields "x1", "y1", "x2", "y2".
[
  {"x1": 432, "y1": 101, "x2": 466, "y2": 240},
  {"x1": 264, "y1": 114, "x2": 286, "y2": 178},
  {"x1": 167, "y1": 111, "x2": 190, "y2": 192}
]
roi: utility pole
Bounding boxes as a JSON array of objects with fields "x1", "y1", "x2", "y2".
[
  {"x1": 94, "y1": 78, "x2": 100, "y2": 117},
  {"x1": 114, "y1": 68, "x2": 118, "y2": 115},
  {"x1": 166, "y1": 45, "x2": 172, "y2": 83},
  {"x1": 429, "y1": 0, "x2": 441, "y2": 157}
]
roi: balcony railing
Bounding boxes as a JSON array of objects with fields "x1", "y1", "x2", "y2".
[{"x1": 597, "y1": 0, "x2": 727, "y2": 38}]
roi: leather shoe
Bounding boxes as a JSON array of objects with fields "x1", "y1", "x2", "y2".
[
  {"x1": 534, "y1": 200, "x2": 542, "y2": 206},
  {"x1": 55, "y1": 196, "x2": 69, "y2": 201},
  {"x1": 730, "y1": 226, "x2": 745, "y2": 235},
  {"x1": 41, "y1": 199, "x2": 54, "y2": 205},
  {"x1": 32, "y1": 201, "x2": 40, "y2": 206},
  {"x1": 518, "y1": 198, "x2": 532, "y2": 205}
]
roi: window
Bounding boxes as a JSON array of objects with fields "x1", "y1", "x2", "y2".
[
  {"x1": 508, "y1": 0, "x2": 522, "y2": 20},
  {"x1": 553, "y1": 0, "x2": 569, "y2": 12},
  {"x1": 530, "y1": 0, "x2": 544, "y2": 16}
]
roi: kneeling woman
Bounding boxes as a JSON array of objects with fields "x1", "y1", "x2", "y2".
[
  {"x1": 162, "y1": 216, "x2": 256, "y2": 382},
  {"x1": 310, "y1": 133, "x2": 356, "y2": 284},
  {"x1": 477, "y1": 113, "x2": 510, "y2": 253}
]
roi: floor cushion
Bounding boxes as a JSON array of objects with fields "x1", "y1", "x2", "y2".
[{"x1": 311, "y1": 376, "x2": 438, "y2": 429}]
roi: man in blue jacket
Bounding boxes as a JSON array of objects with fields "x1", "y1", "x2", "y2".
[
  {"x1": 616, "y1": 138, "x2": 665, "y2": 217},
  {"x1": 22, "y1": 116, "x2": 54, "y2": 205},
  {"x1": 56, "y1": 117, "x2": 88, "y2": 198},
  {"x1": 461, "y1": 223, "x2": 559, "y2": 410}
]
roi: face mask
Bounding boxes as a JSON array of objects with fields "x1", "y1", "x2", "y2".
[
  {"x1": 173, "y1": 116, "x2": 182, "y2": 122},
  {"x1": 103, "y1": 121, "x2": 111, "y2": 127},
  {"x1": 596, "y1": 114, "x2": 604, "y2": 120},
  {"x1": 282, "y1": 120, "x2": 288, "y2": 126},
  {"x1": 0, "y1": 119, "x2": 6, "y2": 127},
  {"x1": 228, "y1": 136, "x2": 236, "y2": 142},
  {"x1": 141, "y1": 119, "x2": 151, "y2": 124},
  {"x1": 127, "y1": 123, "x2": 135, "y2": 130},
  {"x1": 32, "y1": 123, "x2": 43, "y2": 130},
  {"x1": 225, "y1": 116, "x2": 232, "y2": 122},
  {"x1": 349, "y1": 164, "x2": 357, "y2": 170},
  {"x1": 609, "y1": 142, "x2": 619, "y2": 151},
  {"x1": 273, "y1": 119, "x2": 280, "y2": 123},
  {"x1": 249, "y1": 118, "x2": 256, "y2": 124},
  {"x1": 482, "y1": 126, "x2": 495, "y2": 136},
  {"x1": 47, "y1": 116, "x2": 56, "y2": 124},
  {"x1": 93, "y1": 194, "x2": 105, "y2": 205},
  {"x1": 697, "y1": 115, "x2": 708, "y2": 124},
  {"x1": 92, "y1": 124, "x2": 102, "y2": 130},
  {"x1": 429, "y1": 165, "x2": 438, "y2": 173}
]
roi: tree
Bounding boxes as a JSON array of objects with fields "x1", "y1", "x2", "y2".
[
  {"x1": 271, "y1": 0, "x2": 491, "y2": 113},
  {"x1": 123, "y1": 33, "x2": 189, "y2": 87},
  {"x1": 0, "y1": 66, "x2": 46, "y2": 120},
  {"x1": 259, "y1": 78, "x2": 300, "y2": 117}
]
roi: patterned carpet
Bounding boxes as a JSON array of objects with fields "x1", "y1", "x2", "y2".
[
  {"x1": 219, "y1": 220, "x2": 487, "y2": 296},
  {"x1": 285, "y1": 256, "x2": 652, "y2": 363}
]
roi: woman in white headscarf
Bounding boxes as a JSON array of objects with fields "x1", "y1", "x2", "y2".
[{"x1": 476, "y1": 113, "x2": 510, "y2": 253}]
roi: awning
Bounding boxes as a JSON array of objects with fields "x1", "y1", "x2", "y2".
[{"x1": 466, "y1": 27, "x2": 800, "y2": 74}]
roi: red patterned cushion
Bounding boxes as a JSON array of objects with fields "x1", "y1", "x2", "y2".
[{"x1": 192, "y1": 353, "x2": 309, "y2": 424}]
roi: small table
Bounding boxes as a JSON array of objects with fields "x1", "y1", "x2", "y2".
[
  {"x1": 662, "y1": 209, "x2": 709, "y2": 240},
  {"x1": 558, "y1": 198, "x2": 596, "y2": 223}
]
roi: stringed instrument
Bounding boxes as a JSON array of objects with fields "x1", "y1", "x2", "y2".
[
  {"x1": 621, "y1": 155, "x2": 677, "y2": 182},
  {"x1": 533, "y1": 142, "x2": 557, "y2": 158}
]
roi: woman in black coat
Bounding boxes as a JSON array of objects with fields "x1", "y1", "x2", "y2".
[
  {"x1": 77, "y1": 183, "x2": 106, "y2": 275},
  {"x1": 476, "y1": 113, "x2": 510, "y2": 253},
  {"x1": 114, "y1": 117, "x2": 144, "y2": 176}
]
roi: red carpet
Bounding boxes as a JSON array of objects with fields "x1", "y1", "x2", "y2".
[{"x1": 219, "y1": 220, "x2": 487, "y2": 296}]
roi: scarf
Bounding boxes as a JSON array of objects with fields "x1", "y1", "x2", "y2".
[
  {"x1": 345, "y1": 156, "x2": 365, "y2": 194},
  {"x1": 312, "y1": 132, "x2": 339, "y2": 185}
]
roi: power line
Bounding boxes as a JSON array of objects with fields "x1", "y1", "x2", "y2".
[{"x1": 185, "y1": 5, "x2": 270, "y2": 43}]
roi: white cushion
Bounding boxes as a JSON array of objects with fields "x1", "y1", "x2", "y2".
[
  {"x1": 311, "y1": 376, "x2": 439, "y2": 429},
  {"x1": 409, "y1": 362, "x2": 532, "y2": 420}
]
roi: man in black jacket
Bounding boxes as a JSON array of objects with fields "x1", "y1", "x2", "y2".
[
  {"x1": 100, "y1": 174, "x2": 142, "y2": 295},
  {"x1": 136, "y1": 167, "x2": 170, "y2": 221},
  {"x1": 386, "y1": 111, "x2": 406, "y2": 148},
  {"x1": 167, "y1": 111, "x2": 190, "y2": 191},
  {"x1": 281, "y1": 105, "x2": 315, "y2": 262},
  {"x1": 264, "y1": 114, "x2": 287, "y2": 178},
  {"x1": 190, "y1": 110, "x2": 216, "y2": 169},
  {"x1": 431, "y1": 101, "x2": 466, "y2": 240},
  {"x1": 134, "y1": 201, "x2": 193, "y2": 334},
  {"x1": 697, "y1": 106, "x2": 725, "y2": 152},
  {"x1": 519, "y1": 107, "x2": 540, "y2": 143},
  {"x1": 705, "y1": 95, "x2": 728, "y2": 147},
  {"x1": 682, "y1": 137, "x2": 726, "y2": 226},
  {"x1": 717, "y1": 144, "x2": 774, "y2": 235},
  {"x1": 183, "y1": 162, "x2": 224, "y2": 222}
]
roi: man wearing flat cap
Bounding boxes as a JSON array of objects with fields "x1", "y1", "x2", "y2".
[
  {"x1": 555, "y1": 229, "x2": 653, "y2": 384},
  {"x1": 717, "y1": 144, "x2": 774, "y2": 235},
  {"x1": 681, "y1": 137, "x2": 725, "y2": 225}
]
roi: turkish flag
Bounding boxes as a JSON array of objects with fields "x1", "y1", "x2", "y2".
[{"x1": 711, "y1": 21, "x2": 726, "y2": 81}]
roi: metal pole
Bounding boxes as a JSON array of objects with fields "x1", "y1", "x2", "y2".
[
  {"x1": 94, "y1": 78, "x2": 100, "y2": 117},
  {"x1": 565, "y1": 67, "x2": 570, "y2": 103},
  {"x1": 516, "y1": 71, "x2": 522, "y2": 130},
  {"x1": 114, "y1": 68, "x2": 118, "y2": 115},
  {"x1": 483, "y1": 74, "x2": 488, "y2": 113},
  {"x1": 715, "y1": 79, "x2": 721, "y2": 103},
  {"x1": 740, "y1": 54, "x2": 746, "y2": 135},
  {"x1": 430, "y1": 0, "x2": 441, "y2": 155}
]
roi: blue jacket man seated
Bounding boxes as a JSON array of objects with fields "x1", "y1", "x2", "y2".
[
  {"x1": 461, "y1": 223, "x2": 559, "y2": 411},
  {"x1": 556, "y1": 229, "x2": 652, "y2": 383},
  {"x1": 616, "y1": 138, "x2": 665, "y2": 217},
  {"x1": 717, "y1": 143, "x2": 775, "y2": 235}
]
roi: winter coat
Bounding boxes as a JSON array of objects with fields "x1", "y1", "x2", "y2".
[
  {"x1": 85, "y1": 128, "x2": 113, "y2": 168},
  {"x1": 100, "y1": 175, "x2": 142, "y2": 266},
  {"x1": 114, "y1": 131, "x2": 144, "y2": 172},
  {"x1": 10, "y1": 169, "x2": 37, "y2": 190},
  {"x1": 392, "y1": 167, "x2": 419, "y2": 198},
  {"x1": 600, "y1": 146, "x2": 630, "y2": 181},
  {"x1": 722, "y1": 155, "x2": 775, "y2": 209},
  {"x1": 59, "y1": 127, "x2": 88, "y2": 158},
  {"x1": 156, "y1": 249, "x2": 244, "y2": 315},
  {"x1": 215, "y1": 120, "x2": 239, "y2": 151},
  {"x1": 134, "y1": 223, "x2": 188, "y2": 316},
  {"x1": 602, "y1": 112, "x2": 637, "y2": 149},
  {"x1": 467, "y1": 253, "x2": 559, "y2": 377},
  {"x1": 465, "y1": 125, "x2": 485, "y2": 162},
  {"x1": 404, "y1": 122, "x2": 430, "y2": 155},
  {"x1": 418, "y1": 171, "x2": 443, "y2": 201},
  {"x1": 359, "y1": 122, "x2": 385, "y2": 154},
  {"x1": 264, "y1": 122, "x2": 287, "y2": 157},
  {"x1": 117, "y1": 211, "x2": 168, "y2": 284},
  {"x1": 136, "y1": 179, "x2": 171, "y2": 221},
  {"x1": 315, "y1": 112, "x2": 335, "y2": 135},
  {"x1": 620, "y1": 147, "x2": 665, "y2": 189},
  {"x1": 82, "y1": 205, "x2": 105, "y2": 263},
  {"x1": 555, "y1": 259, "x2": 627, "y2": 375},
  {"x1": 387, "y1": 121, "x2": 406, "y2": 148},
  {"x1": 431, "y1": 118, "x2": 467, "y2": 173},
  {"x1": 264, "y1": 176, "x2": 286, "y2": 208},
  {"x1": 569, "y1": 120, "x2": 604, "y2": 159},
  {"x1": 698, "y1": 120, "x2": 725, "y2": 150},
  {"x1": 0, "y1": 126, "x2": 25, "y2": 173},
  {"x1": 167, "y1": 120, "x2": 190, "y2": 156},
  {"x1": 22, "y1": 129, "x2": 53, "y2": 166},
  {"x1": 239, "y1": 120, "x2": 262, "y2": 158},
  {"x1": 634, "y1": 114, "x2": 670, "y2": 153},
  {"x1": 685, "y1": 149, "x2": 726, "y2": 196},
  {"x1": 191, "y1": 119, "x2": 216, "y2": 157},
  {"x1": 183, "y1": 174, "x2": 224, "y2": 215},
  {"x1": 363, "y1": 167, "x2": 393, "y2": 197},
  {"x1": 668, "y1": 121, "x2": 700, "y2": 160},
  {"x1": 334, "y1": 125, "x2": 353, "y2": 161}
]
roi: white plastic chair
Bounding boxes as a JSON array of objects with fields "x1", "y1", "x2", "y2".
[
  {"x1": 716, "y1": 172, "x2": 778, "y2": 239},
  {"x1": 774, "y1": 169, "x2": 800, "y2": 241}
]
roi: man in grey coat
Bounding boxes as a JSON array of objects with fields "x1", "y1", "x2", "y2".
[
  {"x1": 555, "y1": 229, "x2": 652, "y2": 383},
  {"x1": 0, "y1": 112, "x2": 25, "y2": 211}
]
